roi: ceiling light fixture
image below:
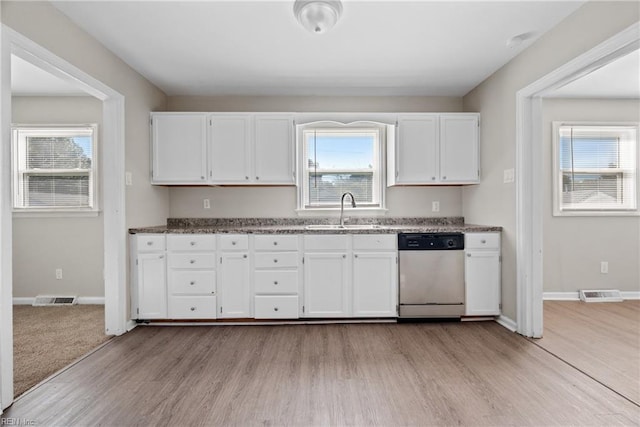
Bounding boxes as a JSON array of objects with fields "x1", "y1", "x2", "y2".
[{"x1": 293, "y1": 0, "x2": 343, "y2": 34}]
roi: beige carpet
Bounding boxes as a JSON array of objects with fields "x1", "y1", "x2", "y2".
[{"x1": 13, "y1": 305, "x2": 111, "y2": 397}]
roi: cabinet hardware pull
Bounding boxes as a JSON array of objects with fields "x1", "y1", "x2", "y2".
[
  {"x1": 273, "y1": 259, "x2": 278, "y2": 263},
  {"x1": 467, "y1": 254, "x2": 472, "y2": 257},
  {"x1": 190, "y1": 260, "x2": 195, "y2": 264},
  {"x1": 481, "y1": 239, "x2": 486, "y2": 244},
  {"x1": 342, "y1": 255, "x2": 346, "y2": 258},
  {"x1": 243, "y1": 254, "x2": 247, "y2": 258},
  {"x1": 201, "y1": 176, "x2": 204, "y2": 180},
  {"x1": 442, "y1": 176, "x2": 447, "y2": 180},
  {"x1": 245, "y1": 176, "x2": 249, "y2": 180},
  {"x1": 147, "y1": 241, "x2": 153, "y2": 245},
  {"x1": 274, "y1": 307, "x2": 279, "y2": 312},
  {"x1": 190, "y1": 307, "x2": 196, "y2": 311},
  {"x1": 232, "y1": 241, "x2": 236, "y2": 245},
  {"x1": 355, "y1": 254, "x2": 358, "y2": 258},
  {"x1": 190, "y1": 241, "x2": 196, "y2": 246},
  {"x1": 190, "y1": 281, "x2": 195, "y2": 285},
  {"x1": 159, "y1": 255, "x2": 164, "y2": 259},
  {"x1": 274, "y1": 281, "x2": 278, "y2": 285},
  {"x1": 431, "y1": 176, "x2": 436, "y2": 180},
  {"x1": 256, "y1": 176, "x2": 259, "y2": 180},
  {"x1": 273, "y1": 241, "x2": 278, "y2": 246}
]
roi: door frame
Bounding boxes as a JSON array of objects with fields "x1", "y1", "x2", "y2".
[
  {"x1": 515, "y1": 22, "x2": 640, "y2": 338},
  {"x1": 1, "y1": 25, "x2": 127, "y2": 410}
]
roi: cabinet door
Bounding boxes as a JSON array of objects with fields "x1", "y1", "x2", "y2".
[
  {"x1": 210, "y1": 115, "x2": 252, "y2": 183},
  {"x1": 465, "y1": 251, "x2": 501, "y2": 316},
  {"x1": 394, "y1": 115, "x2": 439, "y2": 184},
  {"x1": 151, "y1": 113, "x2": 208, "y2": 184},
  {"x1": 440, "y1": 114, "x2": 479, "y2": 183},
  {"x1": 353, "y1": 252, "x2": 397, "y2": 317},
  {"x1": 254, "y1": 115, "x2": 295, "y2": 184},
  {"x1": 303, "y1": 252, "x2": 350, "y2": 317},
  {"x1": 136, "y1": 253, "x2": 167, "y2": 319},
  {"x1": 218, "y1": 252, "x2": 251, "y2": 318}
]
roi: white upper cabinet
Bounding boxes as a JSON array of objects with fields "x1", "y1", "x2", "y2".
[
  {"x1": 209, "y1": 115, "x2": 252, "y2": 183},
  {"x1": 439, "y1": 114, "x2": 479, "y2": 183},
  {"x1": 388, "y1": 113, "x2": 480, "y2": 186},
  {"x1": 254, "y1": 115, "x2": 295, "y2": 184},
  {"x1": 151, "y1": 113, "x2": 208, "y2": 184},
  {"x1": 150, "y1": 112, "x2": 295, "y2": 186},
  {"x1": 392, "y1": 114, "x2": 439, "y2": 184}
]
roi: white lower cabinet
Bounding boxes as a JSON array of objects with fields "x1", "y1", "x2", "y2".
[
  {"x1": 131, "y1": 234, "x2": 167, "y2": 319},
  {"x1": 464, "y1": 233, "x2": 501, "y2": 316},
  {"x1": 218, "y1": 251, "x2": 251, "y2": 318},
  {"x1": 353, "y1": 252, "x2": 397, "y2": 317},
  {"x1": 303, "y1": 251, "x2": 350, "y2": 317},
  {"x1": 167, "y1": 235, "x2": 217, "y2": 319},
  {"x1": 253, "y1": 235, "x2": 301, "y2": 319}
]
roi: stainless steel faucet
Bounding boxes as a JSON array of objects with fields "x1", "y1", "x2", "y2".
[{"x1": 340, "y1": 192, "x2": 356, "y2": 227}]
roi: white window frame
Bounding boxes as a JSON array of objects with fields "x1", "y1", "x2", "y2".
[
  {"x1": 296, "y1": 121, "x2": 388, "y2": 214},
  {"x1": 11, "y1": 125, "x2": 99, "y2": 216},
  {"x1": 552, "y1": 121, "x2": 639, "y2": 216}
]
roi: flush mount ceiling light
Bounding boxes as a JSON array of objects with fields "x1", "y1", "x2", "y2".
[{"x1": 293, "y1": 0, "x2": 343, "y2": 34}]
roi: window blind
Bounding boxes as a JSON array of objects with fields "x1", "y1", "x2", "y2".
[{"x1": 558, "y1": 125, "x2": 637, "y2": 211}]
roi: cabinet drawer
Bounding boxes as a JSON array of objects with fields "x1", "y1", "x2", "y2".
[
  {"x1": 465, "y1": 233, "x2": 500, "y2": 250},
  {"x1": 254, "y1": 252, "x2": 299, "y2": 269},
  {"x1": 169, "y1": 270, "x2": 216, "y2": 295},
  {"x1": 303, "y1": 235, "x2": 349, "y2": 251},
  {"x1": 167, "y1": 234, "x2": 216, "y2": 251},
  {"x1": 254, "y1": 295, "x2": 299, "y2": 319},
  {"x1": 353, "y1": 234, "x2": 397, "y2": 250},
  {"x1": 169, "y1": 296, "x2": 217, "y2": 319},
  {"x1": 168, "y1": 253, "x2": 216, "y2": 269},
  {"x1": 254, "y1": 235, "x2": 299, "y2": 251},
  {"x1": 219, "y1": 234, "x2": 249, "y2": 251},
  {"x1": 254, "y1": 270, "x2": 298, "y2": 294},
  {"x1": 136, "y1": 234, "x2": 166, "y2": 252}
]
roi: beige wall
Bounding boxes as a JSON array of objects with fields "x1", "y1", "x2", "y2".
[
  {"x1": 462, "y1": 1, "x2": 640, "y2": 320},
  {"x1": 2, "y1": 1, "x2": 169, "y2": 230},
  {"x1": 542, "y1": 98, "x2": 640, "y2": 293},
  {"x1": 167, "y1": 95, "x2": 465, "y2": 218},
  {"x1": 12, "y1": 96, "x2": 105, "y2": 298}
]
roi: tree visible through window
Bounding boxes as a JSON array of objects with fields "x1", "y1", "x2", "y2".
[
  {"x1": 554, "y1": 123, "x2": 637, "y2": 214},
  {"x1": 12, "y1": 126, "x2": 97, "y2": 211}
]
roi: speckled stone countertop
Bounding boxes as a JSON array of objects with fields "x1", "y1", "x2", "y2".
[{"x1": 129, "y1": 217, "x2": 502, "y2": 234}]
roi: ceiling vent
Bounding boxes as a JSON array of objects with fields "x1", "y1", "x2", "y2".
[
  {"x1": 579, "y1": 289, "x2": 623, "y2": 303},
  {"x1": 33, "y1": 295, "x2": 78, "y2": 306}
]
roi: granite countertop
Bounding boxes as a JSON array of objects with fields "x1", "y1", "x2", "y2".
[{"x1": 129, "y1": 217, "x2": 502, "y2": 234}]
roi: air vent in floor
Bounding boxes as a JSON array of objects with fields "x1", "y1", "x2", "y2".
[
  {"x1": 579, "y1": 289, "x2": 623, "y2": 303},
  {"x1": 33, "y1": 295, "x2": 78, "y2": 306}
]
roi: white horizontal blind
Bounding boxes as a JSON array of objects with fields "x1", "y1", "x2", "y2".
[
  {"x1": 304, "y1": 127, "x2": 380, "y2": 208},
  {"x1": 13, "y1": 127, "x2": 96, "y2": 210},
  {"x1": 558, "y1": 125, "x2": 637, "y2": 211}
]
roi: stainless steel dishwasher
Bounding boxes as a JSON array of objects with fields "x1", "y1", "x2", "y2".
[{"x1": 398, "y1": 233, "x2": 465, "y2": 318}]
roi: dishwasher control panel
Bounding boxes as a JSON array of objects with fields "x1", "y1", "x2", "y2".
[{"x1": 398, "y1": 233, "x2": 464, "y2": 250}]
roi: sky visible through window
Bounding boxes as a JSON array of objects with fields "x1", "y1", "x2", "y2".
[
  {"x1": 559, "y1": 137, "x2": 619, "y2": 169},
  {"x1": 306, "y1": 134, "x2": 374, "y2": 169}
]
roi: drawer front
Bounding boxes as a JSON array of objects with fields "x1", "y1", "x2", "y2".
[
  {"x1": 254, "y1": 235, "x2": 299, "y2": 251},
  {"x1": 254, "y1": 252, "x2": 299, "y2": 269},
  {"x1": 169, "y1": 270, "x2": 216, "y2": 295},
  {"x1": 465, "y1": 233, "x2": 500, "y2": 250},
  {"x1": 137, "y1": 234, "x2": 166, "y2": 252},
  {"x1": 167, "y1": 234, "x2": 216, "y2": 252},
  {"x1": 169, "y1": 296, "x2": 217, "y2": 319},
  {"x1": 353, "y1": 234, "x2": 397, "y2": 250},
  {"x1": 219, "y1": 234, "x2": 249, "y2": 251},
  {"x1": 254, "y1": 295, "x2": 299, "y2": 319},
  {"x1": 254, "y1": 270, "x2": 299, "y2": 294},
  {"x1": 303, "y1": 235, "x2": 349, "y2": 251},
  {"x1": 168, "y1": 253, "x2": 216, "y2": 269}
]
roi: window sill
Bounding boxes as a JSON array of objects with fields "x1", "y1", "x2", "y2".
[
  {"x1": 12, "y1": 210, "x2": 100, "y2": 218},
  {"x1": 296, "y1": 207, "x2": 389, "y2": 217},
  {"x1": 553, "y1": 209, "x2": 639, "y2": 217}
]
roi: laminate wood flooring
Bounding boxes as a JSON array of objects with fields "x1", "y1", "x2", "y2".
[
  {"x1": 534, "y1": 300, "x2": 640, "y2": 406},
  {"x1": 3, "y1": 322, "x2": 639, "y2": 426}
]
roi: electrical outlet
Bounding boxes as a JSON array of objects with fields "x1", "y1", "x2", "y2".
[
  {"x1": 125, "y1": 172, "x2": 133, "y2": 186},
  {"x1": 600, "y1": 261, "x2": 608, "y2": 274},
  {"x1": 432, "y1": 201, "x2": 440, "y2": 212},
  {"x1": 503, "y1": 168, "x2": 515, "y2": 183},
  {"x1": 55, "y1": 268, "x2": 63, "y2": 280},
  {"x1": 203, "y1": 199, "x2": 210, "y2": 209}
]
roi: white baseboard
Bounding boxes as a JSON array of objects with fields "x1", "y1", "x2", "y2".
[
  {"x1": 496, "y1": 315, "x2": 517, "y2": 332},
  {"x1": 543, "y1": 291, "x2": 640, "y2": 301},
  {"x1": 13, "y1": 297, "x2": 105, "y2": 305}
]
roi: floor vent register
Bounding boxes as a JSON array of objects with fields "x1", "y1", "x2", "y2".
[{"x1": 579, "y1": 289, "x2": 623, "y2": 303}]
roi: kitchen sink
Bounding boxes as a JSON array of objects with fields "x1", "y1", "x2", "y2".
[{"x1": 305, "y1": 224, "x2": 388, "y2": 230}]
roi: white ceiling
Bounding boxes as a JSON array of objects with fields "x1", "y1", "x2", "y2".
[
  {"x1": 547, "y1": 48, "x2": 640, "y2": 98},
  {"x1": 49, "y1": 0, "x2": 587, "y2": 97},
  {"x1": 11, "y1": 55, "x2": 88, "y2": 96}
]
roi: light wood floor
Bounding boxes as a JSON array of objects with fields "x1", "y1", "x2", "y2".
[
  {"x1": 534, "y1": 300, "x2": 640, "y2": 406},
  {"x1": 2, "y1": 321, "x2": 639, "y2": 426}
]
